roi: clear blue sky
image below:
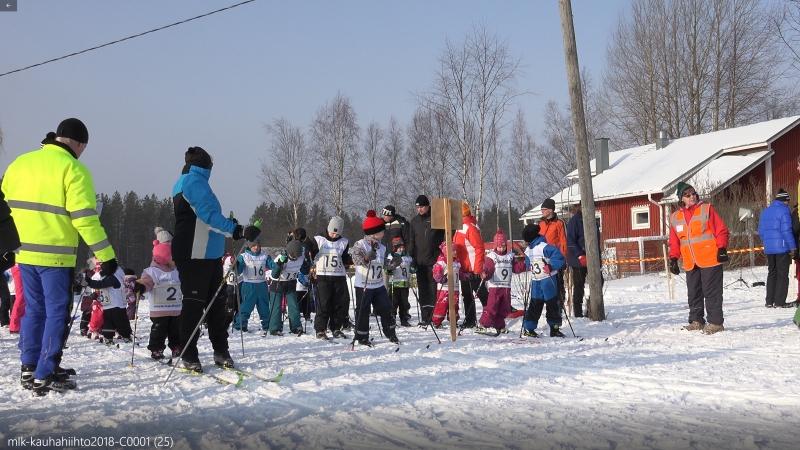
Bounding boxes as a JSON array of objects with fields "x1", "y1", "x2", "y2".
[{"x1": 0, "y1": 0, "x2": 630, "y2": 220}]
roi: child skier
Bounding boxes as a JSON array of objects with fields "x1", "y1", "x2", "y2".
[
  {"x1": 387, "y1": 237, "x2": 413, "y2": 327},
  {"x1": 267, "y1": 239, "x2": 312, "y2": 336},
  {"x1": 310, "y1": 216, "x2": 354, "y2": 339},
  {"x1": 139, "y1": 235, "x2": 182, "y2": 360},
  {"x1": 351, "y1": 210, "x2": 400, "y2": 346},
  {"x1": 432, "y1": 241, "x2": 471, "y2": 328},
  {"x1": 478, "y1": 229, "x2": 526, "y2": 335},
  {"x1": 520, "y1": 223, "x2": 567, "y2": 338},
  {"x1": 233, "y1": 236, "x2": 275, "y2": 333},
  {"x1": 85, "y1": 256, "x2": 132, "y2": 344}
]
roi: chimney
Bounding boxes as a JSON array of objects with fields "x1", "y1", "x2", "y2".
[
  {"x1": 656, "y1": 130, "x2": 670, "y2": 149},
  {"x1": 595, "y1": 138, "x2": 610, "y2": 175}
]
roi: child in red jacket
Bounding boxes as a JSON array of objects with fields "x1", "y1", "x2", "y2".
[{"x1": 432, "y1": 241, "x2": 471, "y2": 328}]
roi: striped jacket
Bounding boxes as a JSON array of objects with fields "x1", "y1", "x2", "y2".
[{"x1": 1, "y1": 142, "x2": 114, "y2": 267}]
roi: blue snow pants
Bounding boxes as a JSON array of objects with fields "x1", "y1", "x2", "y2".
[
  {"x1": 18, "y1": 264, "x2": 73, "y2": 380},
  {"x1": 233, "y1": 282, "x2": 269, "y2": 331}
]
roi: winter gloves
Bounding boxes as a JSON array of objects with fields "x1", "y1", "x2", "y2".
[
  {"x1": 233, "y1": 225, "x2": 261, "y2": 242},
  {"x1": 100, "y1": 258, "x2": 118, "y2": 277},
  {"x1": 365, "y1": 250, "x2": 377, "y2": 262},
  {"x1": 669, "y1": 258, "x2": 680, "y2": 275},
  {"x1": 276, "y1": 251, "x2": 288, "y2": 264},
  {"x1": 133, "y1": 282, "x2": 146, "y2": 296},
  {"x1": 0, "y1": 251, "x2": 14, "y2": 272},
  {"x1": 717, "y1": 248, "x2": 728, "y2": 263},
  {"x1": 578, "y1": 254, "x2": 587, "y2": 267},
  {"x1": 543, "y1": 264, "x2": 553, "y2": 275}
]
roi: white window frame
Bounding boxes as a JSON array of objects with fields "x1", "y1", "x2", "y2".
[{"x1": 631, "y1": 206, "x2": 650, "y2": 230}]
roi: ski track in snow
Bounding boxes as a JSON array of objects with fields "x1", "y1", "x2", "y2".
[{"x1": 1, "y1": 268, "x2": 799, "y2": 449}]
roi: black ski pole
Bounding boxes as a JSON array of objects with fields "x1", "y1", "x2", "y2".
[
  {"x1": 548, "y1": 273, "x2": 580, "y2": 339},
  {"x1": 518, "y1": 271, "x2": 531, "y2": 338},
  {"x1": 128, "y1": 289, "x2": 143, "y2": 368},
  {"x1": 163, "y1": 236, "x2": 251, "y2": 386}
]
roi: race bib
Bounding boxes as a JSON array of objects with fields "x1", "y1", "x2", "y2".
[
  {"x1": 529, "y1": 258, "x2": 550, "y2": 281},
  {"x1": 243, "y1": 263, "x2": 266, "y2": 281},
  {"x1": 96, "y1": 289, "x2": 111, "y2": 306},
  {"x1": 152, "y1": 283, "x2": 182, "y2": 306},
  {"x1": 492, "y1": 264, "x2": 512, "y2": 286}
]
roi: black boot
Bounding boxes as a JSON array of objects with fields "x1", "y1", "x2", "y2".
[
  {"x1": 213, "y1": 350, "x2": 234, "y2": 368},
  {"x1": 20, "y1": 365, "x2": 36, "y2": 390},
  {"x1": 550, "y1": 325, "x2": 565, "y2": 338}
]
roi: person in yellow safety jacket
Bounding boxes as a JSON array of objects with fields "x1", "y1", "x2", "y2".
[
  {"x1": 1, "y1": 118, "x2": 117, "y2": 396},
  {"x1": 668, "y1": 181, "x2": 729, "y2": 335}
]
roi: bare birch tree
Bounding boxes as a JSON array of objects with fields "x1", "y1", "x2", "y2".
[
  {"x1": 384, "y1": 116, "x2": 405, "y2": 209},
  {"x1": 309, "y1": 92, "x2": 360, "y2": 217},
  {"x1": 418, "y1": 23, "x2": 522, "y2": 216},
  {"x1": 777, "y1": 0, "x2": 800, "y2": 71},
  {"x1": 537, "y1": 68, "x2": 608, "y2": 198},
  {"x1": 604, "y1": 0, "x2": 797, "y2": 147},
  {"x1": 258, "y1": 117, "x2": 313, "y2": 229},
  {"x1": 358, "y1": 121, "x2": 386, "y2": 212},
  {"x1": 508, "y1": 108, "x2": 538, "y2": 211},
  {"x1": 405, "y1": 107, "x2": 458, "y2": 202}
]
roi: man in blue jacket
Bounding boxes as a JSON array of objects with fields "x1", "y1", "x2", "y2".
[
  {"x1": 758, "y1": 189, "x2": 796, "y2": 308},
  {"x1": 566, "y1": 203, "x2": 602, "y2": 318},
  {"x1": 172, "y1": 147, "x2": 260, "y2": 372}
]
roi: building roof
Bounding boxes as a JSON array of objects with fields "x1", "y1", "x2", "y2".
[{"x1": 522, "y1": 115, "x2": 800, "y2": 221}]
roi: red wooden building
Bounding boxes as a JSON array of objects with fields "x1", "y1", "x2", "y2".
[{"x1": 521, "y1": 115, "x2": 800, "y2": 275}]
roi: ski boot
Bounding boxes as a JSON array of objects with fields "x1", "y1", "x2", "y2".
[
  {"x1": 550, "y1": 325, "x2": 565, "y2": 338},
  {"x1": 32, "y1": 373, "x2": 77, "y2": 396},
  {"x1": 523, "y1": 329, "x2": 539, "y2": 338},
  {"x1": 20, "y1": 365, "x2": 36, "y2": 390},
  {"x1": 213, "y1": 350, "x2": 235, "y2": 368}
]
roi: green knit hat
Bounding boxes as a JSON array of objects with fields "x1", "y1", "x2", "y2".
[{"x1": 676, "y1": 181, "x2": 694, "y2": 199}]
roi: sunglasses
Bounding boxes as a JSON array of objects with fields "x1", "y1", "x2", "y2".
[{"x1": 682, "y1": 191, "x2": 697, "y2": 198}]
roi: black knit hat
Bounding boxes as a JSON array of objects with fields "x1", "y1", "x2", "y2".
[
  {"x1": 185, "y1": 146, "x2": 213, "y2": 170},
  {"x1": 56, "y1": 118, "x2": 89, "y2": 144},
  {"x1": 542, "y1": 198, "x2": 556, "y2": 210},
  {"x1": 415, "y1": 195, "x2": 430, "y2": 207},
  {"x1": 522, "y1": 223, "x2": 540, "y2": 242},
  {"x1": 382, "y1": 205, "x2": 396, "y2": 217}
]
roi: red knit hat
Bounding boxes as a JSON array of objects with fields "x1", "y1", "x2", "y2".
[
  {"x1": 362, "y1": 210, "x2": 386, "y2": 235},
  {"x1": 493, "y1": 229, "x2": 507, "y2": 248},
  {"x1": 392, "y1": 236, "x2": 405, "y2": 249}
]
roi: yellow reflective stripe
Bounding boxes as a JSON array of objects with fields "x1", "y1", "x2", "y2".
[
  {"x1": 19, "y1": 242, "x2": 77, "y2": 255},
  {"x1": 7, "y1": 200, "x2": 69, "y2": 216},
  {"x1": 69, "y1": 208, "x2": 97, "y2": 219},
  {"x1": 88, "y1": 238, "x2": 112, "y2": 253}
]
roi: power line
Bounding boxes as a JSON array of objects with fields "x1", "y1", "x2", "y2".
[{"x1": 0, "y1": 0, "x2": 255, "y2": 78}]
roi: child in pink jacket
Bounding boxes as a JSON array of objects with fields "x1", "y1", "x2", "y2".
[
  {"x1": 431, "y1": 241, "x2": 471, "y2": 327},
  {"x1": 479, "y1": 229, "x2": 526, "y2": 334}
]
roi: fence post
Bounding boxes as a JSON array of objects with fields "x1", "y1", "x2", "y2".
[{"x1": 638, "y1": 237, "x2": 645, "y2": 274}]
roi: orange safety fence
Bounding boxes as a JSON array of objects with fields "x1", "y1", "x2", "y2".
[{"x1": 601, "y1": 246, "x2": 764, "y2": 265}]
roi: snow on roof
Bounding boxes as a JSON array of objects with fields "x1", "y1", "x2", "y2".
[{"x1": 522, "y1": 115, "x2": 800, "y2": 221}]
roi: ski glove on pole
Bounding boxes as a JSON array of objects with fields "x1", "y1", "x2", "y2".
[
  {"x1": 669, "y1": 258, "x2": 680, "y2": 275},
  {"x1": 543, "y1": 264, "x2": 552, "y2": 275},
  {"x1": 233, "y1": 225, "x2": 261, "y2": 242},
  {"x1": 100, "y1": 258, "x2": 118, "y2": 277},
  {"x1": 717, "y1": 248, "x2": 728, "y2": 263},
  {"x1": 365, "y1": 250, "x2": 377, "y2": 262},
  {"x1": 277, "y1": 251, "x2": 288, "y2": 264},
  {"x1": 133, "y1": 282, "x2": 146, "y2": 296}
]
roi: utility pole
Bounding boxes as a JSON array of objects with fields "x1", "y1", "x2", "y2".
[{"x1": 558, "y1": 0, "x2": 604, "y2": 321}]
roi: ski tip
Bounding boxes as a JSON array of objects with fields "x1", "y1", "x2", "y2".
[
  {"x1": 394, "y1": 347, "x2": 399, "y2": 352},
  {"x1": 426, "y1": 344, "x2": 430, "y2": 349}
]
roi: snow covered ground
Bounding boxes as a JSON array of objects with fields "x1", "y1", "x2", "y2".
[{"x1": 1, "y1": 267, "x2": 799, "y2": 450}]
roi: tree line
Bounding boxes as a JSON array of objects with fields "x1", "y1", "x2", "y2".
[{"x1": 81, "y1": 191, "x2": 527, "y2": 275}]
